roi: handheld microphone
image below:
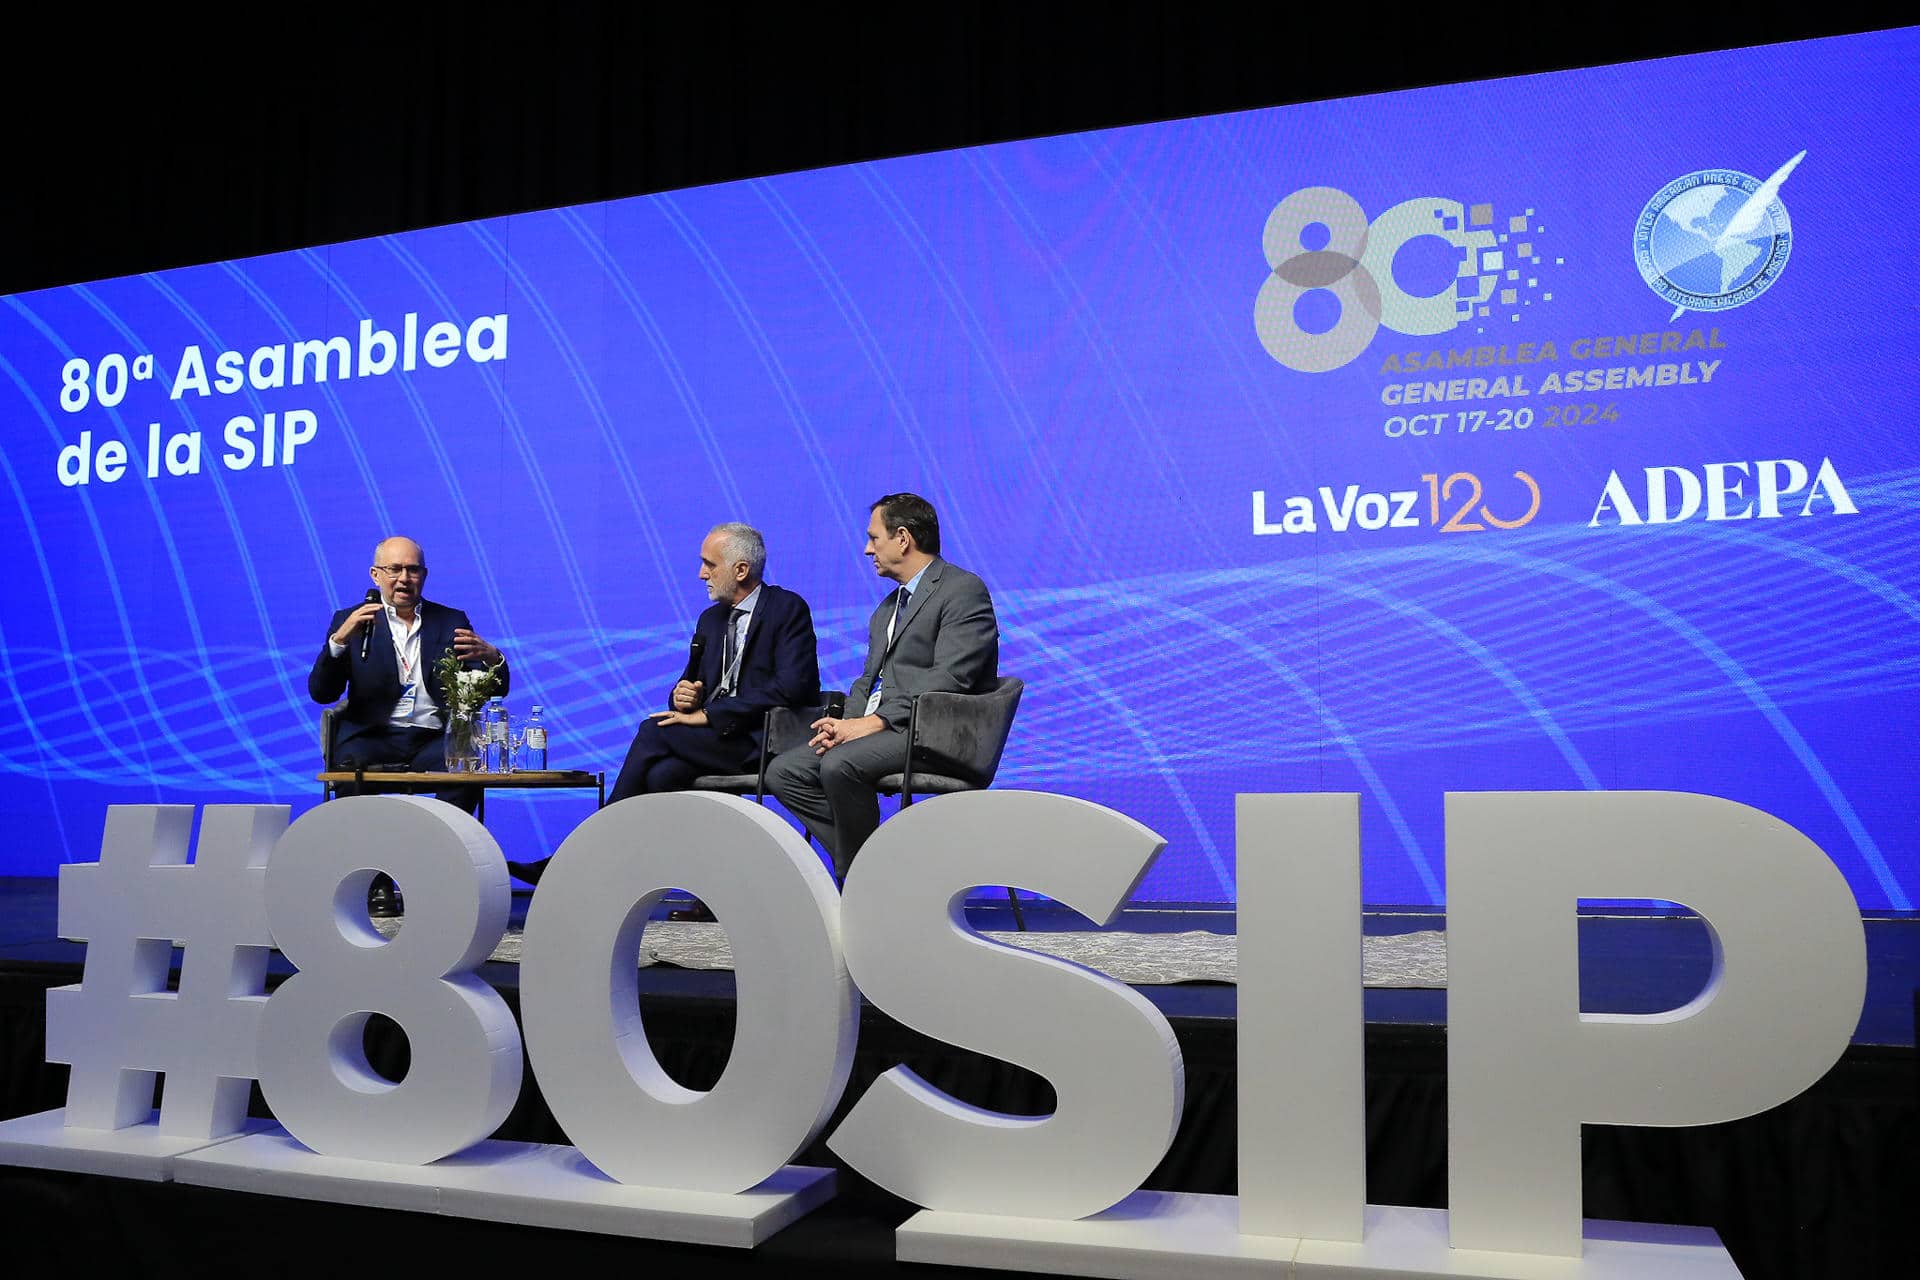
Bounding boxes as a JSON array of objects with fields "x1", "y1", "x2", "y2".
[
  {"x1": 823, "y1": 692, "x2": 846, "y2": 719},
  {"x1": 359, "y1": 588, "x2": 381, "y2": 660},
  {"x1": 679, "y1": 634, "x2": 707, "y2": 685}
]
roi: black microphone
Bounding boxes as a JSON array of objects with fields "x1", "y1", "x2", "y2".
[
  {"x1": 358, "y1": 588, "x2": 381, "y2": 660},
  {"x1": 679, "y1": 634, "x2": 707, "y2": 685},
  {"x1": 823, "y1": 692, "x2": 846, "y2": 719}
]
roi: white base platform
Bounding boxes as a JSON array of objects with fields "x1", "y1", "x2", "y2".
[
  {"x1": 0, "y1": 1108, "x2": 268, "y2": 1181},
  {"x1": 1295, "y1": 1205, "x2": 1740, "y2": 1279},
  {"x1": 899, "y1": 1190, "x2": 1298, "y2": 1278},
  {"x1": 172, "y1": 1126, "x2": 837, "y2": 1247},
  {"x1": 898, "y1": 1196, "x2": 1741, "y2": 1280}
]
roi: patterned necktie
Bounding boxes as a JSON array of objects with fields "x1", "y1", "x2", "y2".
[{"x1": 721, "y1": 607, "x2": 745, "y2": 694}]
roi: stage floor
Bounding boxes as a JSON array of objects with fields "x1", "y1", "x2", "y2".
[{"x1": 1, "y1": 876, "x2": 1913, "y2": 1045}]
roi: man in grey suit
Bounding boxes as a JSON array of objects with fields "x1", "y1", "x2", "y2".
[{"x1": 768, "y1": 493, "x2": 999, "y2": 878}]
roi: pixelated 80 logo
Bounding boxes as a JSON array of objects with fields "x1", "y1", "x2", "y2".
[{"x1": 1255, "y1": 187, "x2": 1552, "y2": 373}]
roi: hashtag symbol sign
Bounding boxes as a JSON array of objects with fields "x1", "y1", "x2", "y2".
[{"x1": 46, "y1": 805, "x2": 284, "y2": 1138}]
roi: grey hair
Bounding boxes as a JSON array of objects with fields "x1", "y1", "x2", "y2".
[{"x1": 709, "y1": 522, "x2": 766, "y2": 579}]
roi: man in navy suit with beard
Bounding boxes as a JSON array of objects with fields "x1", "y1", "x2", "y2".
[{"x1": 509, "y1": 522, "x2": 820, "y2": 886}]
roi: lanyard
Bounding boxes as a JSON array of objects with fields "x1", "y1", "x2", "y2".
[{"x1": 388, "y1": 610, "x2": 422, "y2": 684}]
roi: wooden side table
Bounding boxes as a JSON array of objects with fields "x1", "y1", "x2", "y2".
[{"x1": 317, "y1": 769, "x2": 605, "y2": 822}]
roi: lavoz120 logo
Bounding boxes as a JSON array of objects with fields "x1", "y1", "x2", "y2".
[
  {"x1": 1254, "y1": 470, "x2": 1541, "y2": 535},
  {"x1": 1254, "y1": 187, "x2": 1552, "y2": 373}
]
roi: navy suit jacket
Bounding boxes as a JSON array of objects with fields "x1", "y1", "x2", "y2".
[
  {"x1": 686, "y1": 583, "x2": 820, "y2": 748},
  {"x1": 309, "y1": 599, "x2": 509, "y2": 759}
]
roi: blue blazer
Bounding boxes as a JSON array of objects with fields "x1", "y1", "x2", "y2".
[
  {"x1": 686, "y1": 582, "x2": 820, "y2": 747},
  {"x1": 309, "y1": 599, "x2": 510, "y2": 758}
]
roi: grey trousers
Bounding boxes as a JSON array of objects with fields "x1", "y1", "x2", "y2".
[{"x1": 766, "y1": 728, "x2": 910, "y2": 879}]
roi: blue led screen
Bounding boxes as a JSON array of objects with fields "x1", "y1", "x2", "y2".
[{"x1": 4, "y1": 29, "x2": 1918, "y2": 906}]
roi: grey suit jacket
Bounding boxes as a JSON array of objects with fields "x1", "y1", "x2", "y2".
[{"x1": 846, "y1": 557, "x2": 999, "y2": 732}]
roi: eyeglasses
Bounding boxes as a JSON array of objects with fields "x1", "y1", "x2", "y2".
[{"x1": 375, "y1": 564, "x2": 427, "y2": 578}]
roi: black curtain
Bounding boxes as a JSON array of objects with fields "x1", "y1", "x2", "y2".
[{"x1": 1, "y1": 3, "x2": 1892, "y2": 296}]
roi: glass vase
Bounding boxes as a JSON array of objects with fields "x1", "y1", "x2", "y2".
[{"x1": 445, "y1": 711, "x2": 481, "y2": 774}]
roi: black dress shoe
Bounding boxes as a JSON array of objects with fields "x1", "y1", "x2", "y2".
[
  {"x1": 368, "y1": 883, "x2": 403, "y2": 918},
  {"x1": 506, "y1": 858, "x2": 549, "y2": 886}
]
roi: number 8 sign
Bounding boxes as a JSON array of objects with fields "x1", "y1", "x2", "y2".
[{"x1": 1255, "y1": 186, "x2": 1498, "y2": 373}]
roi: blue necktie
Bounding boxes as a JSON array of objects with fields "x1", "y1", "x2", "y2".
[{"x1": 868, "y1": 588, "x2": 910, "y2": 713}]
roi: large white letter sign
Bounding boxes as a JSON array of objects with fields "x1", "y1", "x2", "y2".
[
  {"x1": 1445, "y1": 791, "x2": 1867, "y2": 1257},
  {"x1": 1236, "y1": 792, "x2": 1364, "y2": 1243},
  {"x1": 831, "y1": 790, "x2": 1183, "y2": 1220},
  {"x1": 519, "y1": 792, "x2": 855, "y2": 1194},
  {"x1": 4, "y1": 786, "x2": 1849, "y2": 1269},
  {"x1": 46, "y1": 805, "x2": 282, "y2": 1139},
  {"x1": 255, "y1": 796, "x2": 522, "y2": 1165}
]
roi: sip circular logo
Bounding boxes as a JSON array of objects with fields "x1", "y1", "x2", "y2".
[{"x1": 1633, "y1": 152, "x2": 1801, "y2": 317}]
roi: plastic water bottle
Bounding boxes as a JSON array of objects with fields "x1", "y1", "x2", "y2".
[
  {"x1": 482, "y1": 698, "x2": 506, "y2": 772},
  {"x1": 495, "y1": 701, "x2": 515, "y2": 772},
  {"x1": 522, "y1": 705, "x2": 548, "y2": 771}
]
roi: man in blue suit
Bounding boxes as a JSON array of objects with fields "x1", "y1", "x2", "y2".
[
  {"x1": 309, "y1": 535, "x2": 509, "y2": 792},
  {"x1": 310, "y1": 535, "x2": 509, "y2": 913},
  {"x1": 509, "y1": 522, "x2": 819, "y2": 886}
]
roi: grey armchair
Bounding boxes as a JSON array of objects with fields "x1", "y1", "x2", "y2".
[
  {"x1": 874, "y1": 676, "x2": 1027, "y2": 927},
  {"x1": 691, "y1": 696, "x2": 842, "y2": 804},
  {"x1": 319, "y1": 704, "x2": 342, "y2": 800}
]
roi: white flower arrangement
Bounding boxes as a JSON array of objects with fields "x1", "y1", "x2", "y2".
[{"x1": 434, "y1": 647, "x2": 504, "y2": 718}]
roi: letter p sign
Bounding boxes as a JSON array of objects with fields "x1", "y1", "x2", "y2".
[{"x1": 1445, "y1": 792, "x2": 1866, "y2": 1257}]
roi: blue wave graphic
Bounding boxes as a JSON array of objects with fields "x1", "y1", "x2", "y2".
[{"x1": 6, "y1": 474, "x2": 1917, "y2": 905}]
